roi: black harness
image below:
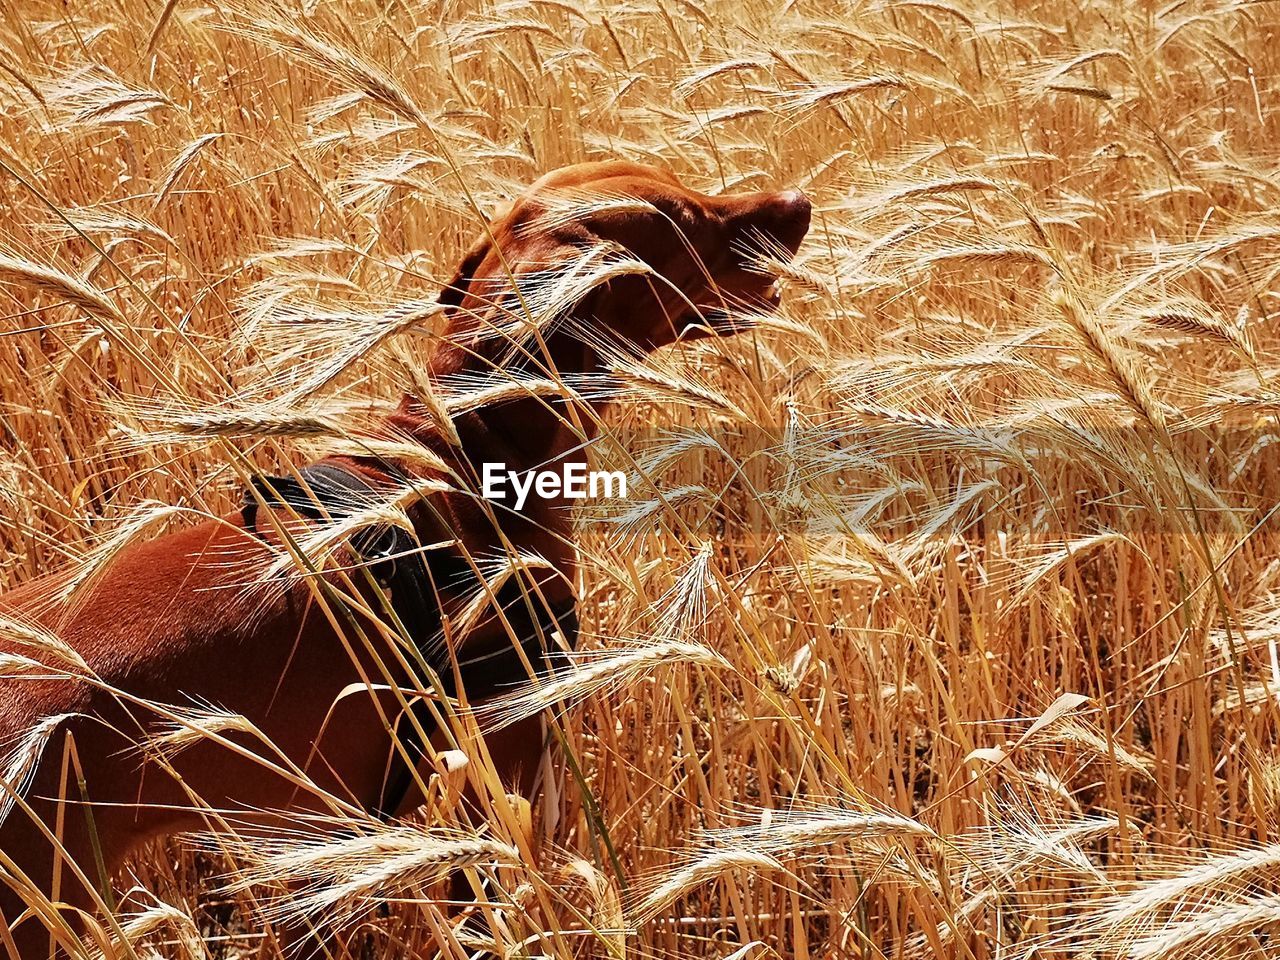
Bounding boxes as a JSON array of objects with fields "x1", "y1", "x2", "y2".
[{"x1": 242, "y1": 462, "x2": 577, "y2": 819}]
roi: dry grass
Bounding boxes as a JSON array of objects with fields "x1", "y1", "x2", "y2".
[{"x1": 3, "y1": 0, "x2": 1280, "y2": 957}]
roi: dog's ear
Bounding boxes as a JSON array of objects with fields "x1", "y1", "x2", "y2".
[{"x1": 441, "y1": 220, "x2": 597, "y2": 312}]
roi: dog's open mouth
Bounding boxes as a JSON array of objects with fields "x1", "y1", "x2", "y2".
[
  {"x1": 760, "y1": 278, "x2": 783, "y2": 309},
  {"x1": 695, "y1": 275, "x2": 785, "y2": 330}
]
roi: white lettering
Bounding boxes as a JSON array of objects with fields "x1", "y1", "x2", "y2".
[
  {"x1": 508, "y1": 469, "x2": 535, "y2": 510},
  {"x1": 479, "y1": 462, "x2": 627, "y2": 506},
  {"x1": 482, "y1": 461, "x2": 505, "y2": 500},
  {"x1": 563, "y1": 461, "x2": 587, "y2": 498},
  {"x1": 535, "y1": 471, "x2": 560, "y2": 499},
  {"x1": 590, "y1": 470, "x2": 627, "y2": 499}
]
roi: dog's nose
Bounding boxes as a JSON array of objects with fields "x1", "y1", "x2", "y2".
[
  {"x1": 754, "y1": 189, "x2": 812, "y2": 253},
  {"x1": 777, "y1": 189, "x2": 811, "y2": 217}
]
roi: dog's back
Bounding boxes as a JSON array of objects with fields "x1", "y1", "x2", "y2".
[{"x1": 0, "y1": 505, "x2": 450, "y2": 939}]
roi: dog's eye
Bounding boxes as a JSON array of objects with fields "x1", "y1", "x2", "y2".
[{"x1": 655, "y1": 198, "x2": 699, "y2": 229}]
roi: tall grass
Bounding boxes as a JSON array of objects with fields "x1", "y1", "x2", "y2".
[{"x1": 3, "y1": 0, "x2": 1280, "y2": 957}]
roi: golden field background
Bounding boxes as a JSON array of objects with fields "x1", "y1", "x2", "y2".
[{"x1": 3, "y1": 0, "x2": 1280, "y2": 957}]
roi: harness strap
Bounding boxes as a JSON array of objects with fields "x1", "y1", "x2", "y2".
[{"x1": 241, "y1": 463, "x2": 579, "y2": 820}]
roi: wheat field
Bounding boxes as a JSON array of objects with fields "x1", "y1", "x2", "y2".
[{"x1": 2, "y1": 0, "x2": 1280, "y2": 957}]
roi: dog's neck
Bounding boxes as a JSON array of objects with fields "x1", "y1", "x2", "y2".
[{"x1": 392, "y1": 325, "x2": 617, "y2": 482}]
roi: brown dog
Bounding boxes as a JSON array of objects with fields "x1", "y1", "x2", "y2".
[{"x1": 0, "y1": 161, "x2": 810, "y2": 957}]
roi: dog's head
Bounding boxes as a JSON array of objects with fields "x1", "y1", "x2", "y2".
[{"x1": 438, "y1": 161, "x2": 811, "y2": 358}]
